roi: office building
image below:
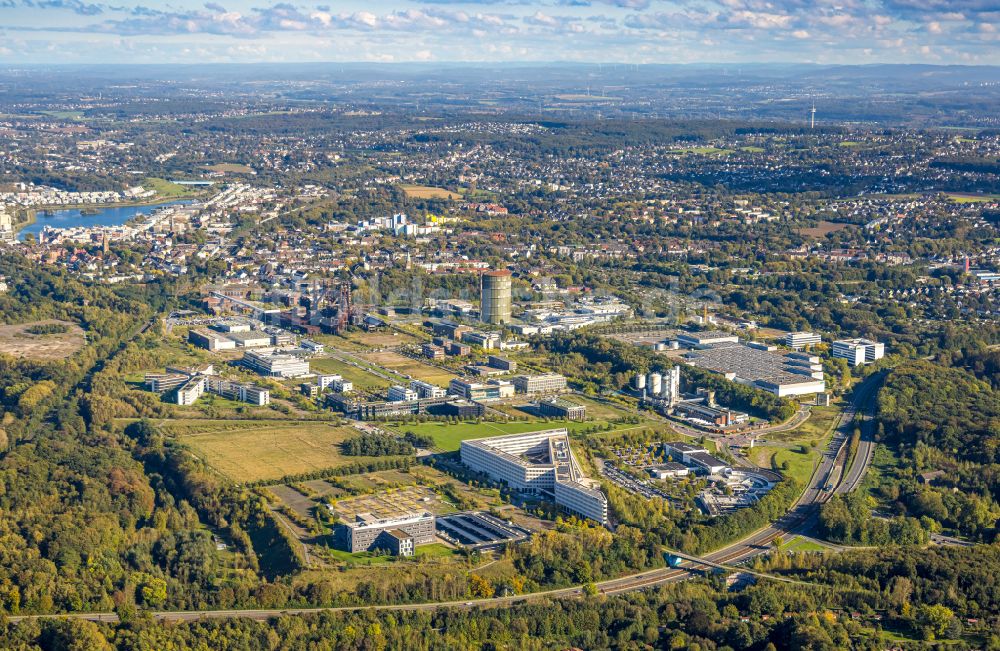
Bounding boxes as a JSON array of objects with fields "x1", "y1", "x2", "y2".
[
  {"x1": 460, "y1": 429, "x2": 608, "y2": 525},
  {"x1": 145, "y1": 373, "x2": 190, "y2": 394},
  {"x1": 461, "y1": 330, "x2": 501, "y2": 350},
  {"x1": 648, "y1": 462, "x2": 690, "y2": 479},
  {"x1": 388, "y1": 385, "x2": 419, "y2": 402},
  {"x1": 663, "y1": 442, "x2": 730, "y2": 475},
  {"x1": 226, "y1": 331, "x2": 273, "y2": 348},
  {"x1": 206, "y1": 377, "x2": 270, "y2": 405},
  {"x1": 481, "y1": 270, "x2": 513, "y2": 325},
  {"x1": 328, "y1": 394, "x2": 479, "y2": 420},
  {"x1": 301, "y1": 340, "x2": 324, "y2": 353},
  {"x1": 176, "y1": 377, "x2": 206, "y2": 406},
  {"x1": 410, "y1": 380, "x2": 447, "y2": 399},
  {"x1": 241, "y1": 349, "x2": 311, "y2": 378},
  {"x1": 784, "y1": 332, "x2": 822, "y2": 350},
  {"x1": 430, "y1": 400, "x2": 484, "y2": 419},
  {"x1": 832, "y1": 338, "x2": 885, "y2": 366},
  {"x1": 332, "y1": 511, "x2": 436, "y2": 554},
  {"x1": 513, "y1": 373, "x2": 568, "y2": 395},
  {"x1": 422, "y1": 343, "x2": 445, "y2": 359},
  {"x1": 537, "y1": 397, "x2": 586, "y2": 420},
  {"x1": 432, "y1": 321, "x2": 472, "y2": 340},
  {"x1": 210, "y1": 321, "x2": 251, "y2": 333},
  {"x1": 487, "y1": 355, "x2": 517, "y2": 372},
  {"x1": 188, "y1": 329, "x2": 236, "y2": 351},
  {"x1": 316, "y1": 374, "x2": 353, "y2": 393},
  {"x1": 448, "y1": 378, "x2": 515, "y2": 401}
]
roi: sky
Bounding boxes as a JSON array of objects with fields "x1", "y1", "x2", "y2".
[{"x1": 0, "y1": 0, "x2": 998, "y2": 65}]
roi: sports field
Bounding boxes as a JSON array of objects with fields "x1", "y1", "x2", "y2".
[{"x1": 158, "y1": 419, "x2": 399, "y2": 482}]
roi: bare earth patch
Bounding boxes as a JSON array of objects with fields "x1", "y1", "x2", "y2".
[
  {"x1": 0, "y1": 320, "x2": 85, "y2": 360},
  {"x1": 797, "y1": 221, "x2": 851, "y2": 238}
]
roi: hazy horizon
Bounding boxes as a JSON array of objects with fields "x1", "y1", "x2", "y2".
[{"x1": 2, "y1": 0, "x2": 998, "y2": 66}]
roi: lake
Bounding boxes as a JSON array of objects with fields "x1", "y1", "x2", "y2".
[{"x1": 18, "y1": 200, "x2": 191, "y2": 241}]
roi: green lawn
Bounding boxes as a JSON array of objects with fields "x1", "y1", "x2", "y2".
[
  {"x1": 945, "y1": 193, "x2": 1000, "y2": 204},
  {"x1": 669, "y1": 146, "x2": 733, "y2": 155},
  {"x1": 310, "y1": 357, "x2": 391, "y2": 390},
  {"x1": 388, "y1": 418, "x2": 650, "y2": 452},
  {"x1": 142, "y1": 177, "x2": 201, "y2": 199},
  {"x1": 778, "y1": 536, "x2": 829, "y2": 553},
  {"x1": 769, "y1": 405, "x2": 841, "y2": 444}
]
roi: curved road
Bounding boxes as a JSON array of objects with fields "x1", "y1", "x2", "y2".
[{"x1": 7, "y1": 375, "x2": 885, "y2": 625}]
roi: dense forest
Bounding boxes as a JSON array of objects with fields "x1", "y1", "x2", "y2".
[
  {"x1": 872, "y1": 358, "x2": 1000, "y2": 542},
  {"x1": 2, "y1": 544, "x2": 999, "y2": 649}
]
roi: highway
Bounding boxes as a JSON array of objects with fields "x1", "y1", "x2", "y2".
[
  {"x1": 6, "y1": 375, "x2": 886, "y2": 625},
  {"x1": 834, "y1": 373, "x2": 884, "y2": 495},
  {"x1": 599, "y1": 372, "x2": 886, "y2": 593}
]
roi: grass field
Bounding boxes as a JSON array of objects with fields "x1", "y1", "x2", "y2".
[
  {"x1": 388, "y1": 418, "x2": 649, "y2": 452},
  {"x1": 0, "y1": 320, "x2": 86, "y2": 361},
  {"x1": 204, "y1": 163, "x2": 254, "y2": 174},
  {"x1": 400, "y1": 184, "x2": 462, "y2": 200},
  {"x1": 142, "y1": 177, "x2": 201, "y2": 199},
  {"x1": 752, "y1": 445, "x2": 816, "y2": 485},
  {"x1": 797, "y1": 221, "x2": 851, "y2": 238},
  {"x1": 751, "y1": 404, "x2": 842, "y2": 484},
  {"x1": 362, "y1": 351, "x2": 457, "y2": 385},
  {"x1": 342, "y1": 329, "x2": 422, "y2": 348},
  {"x1": 945, "y1": 192, "x2": 1000, "y2": 204},
  {"x1": 778, "y1": 536, "x2": 829, "y2": 553},
  {"x1": 158, "y1": 419, "x2": 397, "y2": 482},
  {"x1": 769, "y1": 405, "x2": 841, "y2": 444},
  {"x1": 310, "y1": 356, "x2": 391, "y2": 390},
  {"x1": 740, "y1": 146, "x2": 766, "y2": 153},
  {"x1": 669, "y1": 147, "x2": 732, "y2": 156}
]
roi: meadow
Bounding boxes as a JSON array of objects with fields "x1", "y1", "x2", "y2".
[
  {"x1": 158, "y1": 419, "x2": 398, "y2": 482},
  {"x1": 400, "y1": 184, "x2": 462, "y2": 200}
]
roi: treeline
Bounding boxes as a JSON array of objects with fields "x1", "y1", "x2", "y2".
[
  {"x1": 760, "y1": 544, "x2": 1000, "y2": 636},
  {"x1": 819, "y1": 491, "x2": 929, "y2": 546},
  {"x1": 340, "y1": 431, "x2": 414, "y2": 457},
  {"x1": 508, "y1": 526, "x2": 662, "y2": 589},
  {"x1": 6, "y1": 544, "x2": 1000, "y2": 650}
]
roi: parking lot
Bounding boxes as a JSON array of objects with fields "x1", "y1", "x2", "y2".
[
  {"x1": 599, "y1": 462, "x2": 674, "y2": 501},
  {"x1": 436, "y1": 512, "x2": 531, "y2": 549}
]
